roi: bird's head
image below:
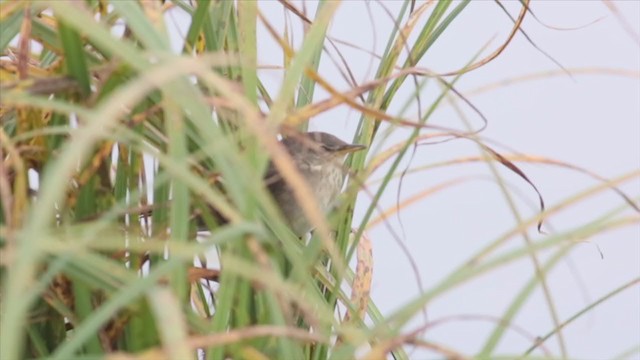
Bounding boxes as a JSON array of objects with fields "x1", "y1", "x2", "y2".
[{"x1": 286, "y1": 132, "x2": 366, "y2": 159}]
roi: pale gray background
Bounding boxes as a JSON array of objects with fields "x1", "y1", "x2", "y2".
[{"x1": 167, "y1": 1, "x2": 640, "y2": 358}]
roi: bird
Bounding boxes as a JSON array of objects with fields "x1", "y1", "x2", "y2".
[
  {"x1": 146, "y1": 132, "x2": 364, "y2": 236},
  {"x1": 263, "y1": 131, "x2": 366, "y2": 236},
  {"x1": 150, "y1": 132, "x2": 366, "y2": 282}
]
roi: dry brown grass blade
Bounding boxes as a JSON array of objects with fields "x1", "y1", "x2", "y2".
[
  {"x1": 102, "y1": 311, "x2": 132, "y2": 351},
  {"x1": 393, "y1": 1, "x2": 434, "y2": 66},
  {"x1": 305, "y1": 66, "x2": 490, "y2": 137},
  {"x1": 523, "y1": 2, "x2": 605, "y2": 31},
  {"x1": 401, "y1": 339, "x2": 471, "y2": 360},
  {"x1": 140, "y1": 0, "x2": 164, "y2": 27},
  {"x1": 422, "y1": 314, "x2": 553, "y2": 357},
  {"x1": 260, "y1": 7, "x2": 483, "y2": 137},
  {"x1": 465, "y1": 174, "x2": 640, "y2": 269},
  {"x1": 362, "y1": 323, "x2": 471, "y2": 360},
  {"x1": 366, "y1": 132, "x2": 547, "y2": 231},
  {"x1": 278, "y1": 0, "x2": 312, "y2": 25},
  {"x1": 368, "y1": 177, "x2": 470, "y2": 229},
  {"x1": 465, "y1": 67, "x2": 640, "y2": 97},
  {"x1": 343, "y1": 231, "x2": 373, "y2": 324},
  {"x1": 290, "y1": 68, "x2": 442, "y2": 131},
  {"x1": 188, "y1": 267, "x2": 220, "y2": 283},
  {"x1": 17, "y1": 6, "x2": 32, "y2": 80},
  {"x1": 602, "y1": 0, "x2": 640, "y2": 45},
  {"x1": 0, "y1": 129, "x2": 27, "y2": 240},
  {"x1": 1, "y1": 56, "x2": 60, "y2": 83},
  {"x1": 284, "y1": 1, "x2": 433, "y2": 122},
  {"x1": 67, "y1": 140, "x2": 115, "y2": 211},
  {"x1": 438, "y1": 0, "x2": 529, "y2": 77},
  {"x1": 284, "y1": 67, "x2": 420, "y2": 126},
  {"x1": 0, "y1": 1, "x2": 24, "y2": 21},
  {"x1": 46, "y1": 274, "x2": 75, "y2": 311},
  {"x1": 493, "y1": 0, "x2": 572, "y2": 79},
  {"x1": 277, "y1": 0, "x2": 376, "y2": 103},
  {"x1": 106, "y1": 325, "x2": 327, "y2": 360},
  {"x1": 481, "y1": 145, "x2": 546, "y2": 232},
  {"x1": 189, "y1": 283, "x2": 209, "y2": 318},
  {"x1": 367, "y1": 133, "x2": 450, "y2": 174},
  {"x1": 0, "y1": 144, "x2": 13, "y2": 230},
  {"x1": 0, "y1": 75, "x2": 80, "y2": 95},
  {"x1": 278, "y1": 1, "x2": 422, "y2": 79},
  {"x1": 393, "y1": 153, "x2": 640, "y2": 214}
]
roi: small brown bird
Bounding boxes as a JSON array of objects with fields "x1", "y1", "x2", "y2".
[
  {"x1": 264, "y1": 132, "x2": 366, "y2": 236},
  {"x1": 192, "y1": 132, "x2": 365, "y2": 236}
]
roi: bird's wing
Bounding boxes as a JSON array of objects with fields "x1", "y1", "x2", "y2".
[
  {"x1": 264, "y1": 160, "x2": 281, "y2": 186},
  {"x1": 263, "y1": 153, "x2": 310, "y2": 187}
]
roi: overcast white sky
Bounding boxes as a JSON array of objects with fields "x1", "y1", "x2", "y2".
[{"x1": 170, "y1": 1, "x2": 640, "y2": 358}]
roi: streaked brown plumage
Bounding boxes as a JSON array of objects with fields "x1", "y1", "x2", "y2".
[
  {"x1": 195, "y1": 132, "x2": 365, "y2": 236},
  {"x1": 264, "y1": 132, "x2": 365, "y2": 235}
]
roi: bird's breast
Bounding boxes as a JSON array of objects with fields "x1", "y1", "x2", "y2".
[
  {"x1": 306, "y1": 162, "x2": 345, "y2": 212},
  {"x1": 270, "y1": 159, "x2": 346, "y2": 236}
]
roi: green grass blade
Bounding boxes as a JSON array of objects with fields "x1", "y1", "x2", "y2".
[
  {"x1": 57, "y1": 21, "x2": 91, "y2": 96},
  {"x1": 0, "y1": 6, "x2": 23, "y2": 51}
]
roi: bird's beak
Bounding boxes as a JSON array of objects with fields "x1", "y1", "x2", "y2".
[{"x1": 337, "y1": 144, "x2": 367, "y2": 154}]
